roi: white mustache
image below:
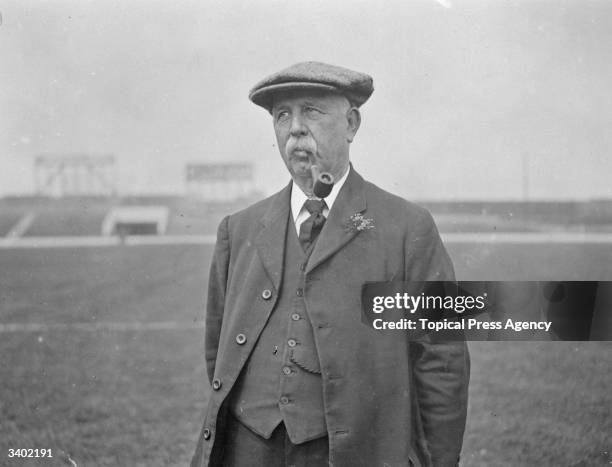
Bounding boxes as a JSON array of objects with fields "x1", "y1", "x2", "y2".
[{"x1": 286, "y1": 136, "x2": 317, "y2": 159}]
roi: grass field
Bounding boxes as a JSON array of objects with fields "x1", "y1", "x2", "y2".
[{"x1": 1, "y1": 243, "x2": 611, "y2": 466}]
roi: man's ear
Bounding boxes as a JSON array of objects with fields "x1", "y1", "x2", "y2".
[{"x1": 346, "y1": 107, "x2": 361, "y2": 143}]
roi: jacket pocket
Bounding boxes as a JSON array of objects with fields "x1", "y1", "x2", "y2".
[{"x1": 289, "y1": 348, "x2": 322, "y2": 374}]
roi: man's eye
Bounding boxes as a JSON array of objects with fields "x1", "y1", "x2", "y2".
[
  {"x1": 276, "y1": 111, "x2": 290, "y2": 122},
  {"x1": 305, "y1": 107, "x2": 322, "y2": 116}
]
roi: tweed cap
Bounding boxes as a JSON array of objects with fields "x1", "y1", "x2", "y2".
[{"x1": 249, "y1": 61, "x2": 374, "y2": 112}]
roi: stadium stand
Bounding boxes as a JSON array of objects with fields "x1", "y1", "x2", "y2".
[
  {"x1": 24, "y1": 202, "x2": 113, "y2": 237},
  {"x1": 0, "y1": 211, "x2": 23, "y2": 237},
  {"x1": 0, "y1": 195, "x2": 260, "y2": 237},
  {"x1": 1, "y1": 196, "x2": 612, "y2": 237}
]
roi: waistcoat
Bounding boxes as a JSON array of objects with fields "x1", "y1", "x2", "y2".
[{"x1": 228, "y1": 212, "x2": 327, "y2": 444}]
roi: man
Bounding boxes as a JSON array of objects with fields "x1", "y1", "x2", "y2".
[{"x1": 191, "y1": 62, "x2": 470, "y2": 467}]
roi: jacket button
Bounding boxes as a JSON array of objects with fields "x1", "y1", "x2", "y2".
[
  {"x1": 262, "y1": 289, "x2": 272, "y2": 300},
  {"x1": 236, "y1": 333, "x2": 247, "y2": 345},
  {"x1": 279, "y1": 396, "x2": 289, "y2": 405},
  {"x1": 212, "y1": 378, "x2": 222, "y2": 391},
  {"x1": 287, "y1": 339, "x2": 297, "y2": 347},
  {"x1": 203, "y1": 428, "x2": 211, "y2": 440},
  {"x1": 291, "y1": 313, "x2": 300, "y2": 321},
  {"x1": 282, "y1": 366, "x2": 292, "y2": 375}
]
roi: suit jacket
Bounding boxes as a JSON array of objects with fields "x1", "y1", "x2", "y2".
[{"x1": 191, "y1": 167, "x2": 470, "y2": 467}]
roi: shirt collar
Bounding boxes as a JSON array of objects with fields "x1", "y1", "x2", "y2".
[{"x1": 291, "y1": 165, "x2": 350, "y2": 219}]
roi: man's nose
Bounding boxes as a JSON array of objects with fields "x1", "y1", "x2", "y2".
[{"x1": 289, "y1": 114, "x2": 308, "y2": 136}]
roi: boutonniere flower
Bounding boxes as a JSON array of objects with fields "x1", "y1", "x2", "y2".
[{"x1": 345, "y1": 213, "x2": 375, "y2": 233}]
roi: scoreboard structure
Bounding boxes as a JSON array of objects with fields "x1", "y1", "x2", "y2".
[
  {"x1": 185, "y1": 162, "x2": 256, "y2": 201},
  {"x1": 34, "y1": 154, "x2": 116, "y2": 197}
]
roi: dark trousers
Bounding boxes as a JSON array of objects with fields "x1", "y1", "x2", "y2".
[{"x1": 221, "y1": 414, "x2": 329, "y2": 467}]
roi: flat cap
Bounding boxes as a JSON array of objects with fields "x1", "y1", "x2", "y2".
[{"x1": 249, "y1": 61, "x2": 374, "y2": 112}]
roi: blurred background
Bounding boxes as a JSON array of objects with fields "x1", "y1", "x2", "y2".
[{"x1": 1, "y1": 1, "x2": 611, "y2": 466}]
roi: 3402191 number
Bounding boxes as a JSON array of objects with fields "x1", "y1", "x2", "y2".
[{"x1": 8, "y1": 448, "x2": 53, "y2": 458}]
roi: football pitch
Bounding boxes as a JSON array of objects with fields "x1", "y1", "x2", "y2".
[{"x1": 1, "y1": 242, "x2": 611, "y2": 466}]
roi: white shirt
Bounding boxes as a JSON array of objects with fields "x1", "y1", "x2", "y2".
[{"x1": 290, "y1": 165, "x2": 350, "y2": 235}]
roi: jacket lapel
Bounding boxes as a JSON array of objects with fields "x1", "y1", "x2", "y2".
[
  {"x1": 253, "y1": 181, "x2": 292, "y2": 291},
  {"x1": 306, "y1": 167, "x2": 367, "y2": 274}
]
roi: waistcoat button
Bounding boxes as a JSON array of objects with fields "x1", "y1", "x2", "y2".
[
  {"x1": 203, "y1": 428, "x2": 211, "y2": 440},
  {"x1": 262, "y1": 289, "x2": 273, "y2": 300},
  {"x1": 212, "y1": 378, "x2": 222, "y2": 390},
  {"x1": 236, "y1": 333, "x2": 247, "y2": 345}
]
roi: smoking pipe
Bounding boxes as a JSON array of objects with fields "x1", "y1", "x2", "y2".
[{"x1": 310, "y1": 165, "x2": 334, "y2": 198}]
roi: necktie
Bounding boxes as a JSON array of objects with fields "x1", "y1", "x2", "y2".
[{"x1": 299, "y1": 199, "x2": 327, "y2": 250}]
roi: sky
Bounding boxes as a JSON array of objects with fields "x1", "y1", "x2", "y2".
[{"x1": 1, "y1": 0, "x2": 611, "y2": 200}]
